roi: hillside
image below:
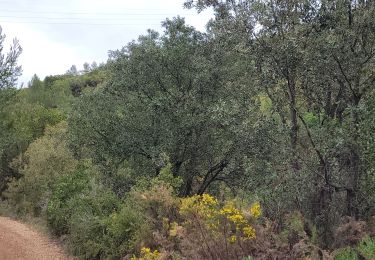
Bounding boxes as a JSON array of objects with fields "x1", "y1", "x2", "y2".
[{"x1": 1, "y1": 1, "x2": 375, "y2": 259}]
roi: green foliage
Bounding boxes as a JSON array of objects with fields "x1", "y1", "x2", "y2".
[
  {"x1": 46, "y1": 162, "x2": 146, "y2": 259},
  {"x1": 0, "y1": 26, "x2": 22, "y2": 89},
  {"x1": 287, "y1": 211, "x2": 305, "y2": 234},
  {"x1": 47, "y1": 168, "x2": 91, "y2": 235},
  {"x1": 69, "y1": 68, "x2": 106, "y2": 97},
  {"x1": 279, "y1": 211, "x2": 306, "y2": 244},
  {"x1": 0, "y1": 92, "x2": 65, "y2": 194},
  {"x1": 64, "y1": 189, "x2": 122, "y2": 259},
  {"x1": 334, "y1": 236, "x2": 375, "y2": 260},
  {"x1": 5, "y1": 121, "x2": 76, "y2": 215},
  {"x1": 104, "y1": 204, "x2": 147, "y2": 258},
  {"x1": 358, "y1": 93, "x2": 375, "y2": 217},
  {"x1": 2, "y1": 1, "x2": 375, "y2": 259},
  {"x1": 48, "y1": 169, "x2": 124, "y2": 258},
  {"x1": 26, "y1": 74, "x2": 75, "y2": 113},
  {"x1": 334, "y1": 247, "x2": 358, "y2": 260},
  {"x1": 70, "y1": 17, "x2": 256, "y2": 197},
  {"x1": 303, "y1": 112, "x2": 320, "y2": 127},
  {"x1": 258, "y1": 94, "x2": 272, "y2": 115},
  {"x1": 357, "y1": 236, "x2": 375, "y2": 260},
  {"x1": 5, "y1": 98, "x2": 65, "y2": 140},
  {"x1": 0, "y1": 62, "x2": 105, "y2": 198},
  {"x1": 154, "y1": 163, "x2": 183, "y2": 192},
  {"x1": 0, "y1": 87, "x2": 17, "y2": 112},
  {"x1": 134, "y1": 163, "x2": 183, "y2": 194},
  {"x1": 104, "y1": 162, "x2": 138, "y2": 198}
]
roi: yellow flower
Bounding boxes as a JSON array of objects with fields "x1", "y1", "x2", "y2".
[
  {"x1": 180, "y1": 195, "x2": 199, "y2": 217},
  {"x1": 139, "y1": 247, "x2": 159, "y2": 260},
  {"x1": 249, "y1": 202, "x2": 261, "y2": 218},
  {"x1": 180, "y1": 194, "x2": 217, "y2": 218},
  {"x1": 229, "y1": 235, "x2": 237, "y2": 243},
  {"x1": 140, "y1": 247, "x2": 151, "y2": 254},
  {"x1": 227, "y1": 213, "x2": 246, "y2": 224},
  {"x1": 220, "y1": 203, "x2": 238, "y2": 215},
  {"x1": 178, "y1": 193, "x2": 258, "y2": 247},
  {"x1": 169, "y1": 222, "x2": 179, "y2": 237},
  {"x1": 243, "y1": 226, "x2": 256, "y2": 240},
  {"x1": 201, "y1": 193, "x2": 218, "y2": 205},
  {"x1": 220, "y1": 202, "x2": 247, "y2": 226}
]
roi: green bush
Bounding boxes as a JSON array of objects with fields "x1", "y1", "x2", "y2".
[
  {"x1": 66, "y1": 196, "x2": 146, "y2": 259},
  {"x1": 334, "y1": 247, "x2": 358, "y2": 260},
  {"x1": 103, "y1": 204, "x2": 148, "y2": 258},
  {"x1": 47, "y1": 167, "x2": 119, "y2": 232},
  {"x1": 5, "y1": 122, "x2": 76, "y2": 216},
  {"x1": 67, "y1": 212, "x2": 108, "y2": 259},
  {"x1": 47, "y1": 169, "x2": 90, "y2": 235},
  {"x1": 357, "y1": 236, "x2": 375, "y2": 260},
  {"x1": 47, "y1": 165, "x2": 149, "y2": 259}
]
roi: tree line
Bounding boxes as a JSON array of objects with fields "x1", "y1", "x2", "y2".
[{"x1": 0, "y1": 1, "x2": 375, "y2": 259}]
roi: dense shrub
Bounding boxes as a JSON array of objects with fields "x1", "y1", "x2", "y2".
[
  {"x1": 333, "y1": 247, "x2": 358, "y2": 260},
  {"x1": 47, "y1": 168, "x2": 91, "y2": 235},
  {"x1": 47, "y1": 169, "x2": 116, "y2": 255},
  {"x1": 47, "y1": 164, "x2": 150, "y2": 259},
  {"x1": 66, "y1": 201, "x2": 138, "y2": 259},
  {"x1": 177, "y1": 194, "x2": 259, "y2": 259},
  {"x1": 103, "y1": 204, "x2": 148, "y2": 258},
  {"x1": 5, "y1": 122, "x2": 76, "y2": 215},
  {"x1": 357, "y1": 236, "x2": 375, "y2": 259},
  {"x1": 127, "y1": 187, "x2": 263, "y2": 259},
  {"x1": 331, "y1": 236, "x2": 375, "y2": 260}
]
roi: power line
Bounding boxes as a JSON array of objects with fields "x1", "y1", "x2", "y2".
[
  {"x1": 0, "y1": 9, "x2": 195, "y2": 16},
  {"x1": 0, "y1": 20, "x2": 162, "y2": 26},
  {"x1": 0, "y1": 15, "x2": 199, "y2": 21},
  {"x1": 0, "y1": 14, "x2": 209, "y2": 26},
  {"x1": 0, "y1": 17, "x2": 208, "y2": 26}
]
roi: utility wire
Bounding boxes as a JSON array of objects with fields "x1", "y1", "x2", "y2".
[
  {"x1": 0, "y1": 7, "x2": 210, "y2": 26},
  {"x1": 0, "y1": 15, "x2": 208, "y2": 26},
  {"x1": 0, "y1": 20, "x2": 162, "y2": 26},
  {"x1": 0, "y1": 9, "x2": 195, "y2": 16},
  {"x1": 0, "y1": 15, "x2": 198, "y2": 20}
]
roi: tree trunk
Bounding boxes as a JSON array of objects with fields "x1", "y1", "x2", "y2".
[
  {"x1": 288, "y1": 76, "x2": 299, "y2": 174},
  {"x1": 346, "y1": 93, "x2": 361, "y2": 218}
]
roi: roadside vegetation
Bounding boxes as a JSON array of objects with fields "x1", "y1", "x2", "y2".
[{"x1": 1, "y1": 1, "x2": 375, "y2": 259}]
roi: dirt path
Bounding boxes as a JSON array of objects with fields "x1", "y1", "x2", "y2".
[{"x1": 0, "y1": 216, "x2": 71, "y2": 260}]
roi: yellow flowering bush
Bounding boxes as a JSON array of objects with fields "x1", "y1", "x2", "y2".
[
  {"x1": 131, "y1": 247, "x2": 160, "y2": 260},
  {"x1": 220, "y1": 202, "x2": 247, "y2": 225},
  {"x1": 132, "y1": 192, "x2": 262, "y2": 259},
  {"x1": 180, "y1": 193, "x2": 218, "y2": 216},
  {"x1": 243, "y1": 226, "x2": 256, "y2": 240},
  {"x1": 229, "y1": 235, "x2": 237, "y2": 244},
  {"x1": 219, "y1": 201, "x2": 257, "y2": 241},
  {"x1": 179, "y1": 193, "x2": 219, "y2": 230},
  {"x1": 179, "y1": 194, "x2": 260, "y2": 245},
  {"x1": 249, "y1": 202, "x2": 261, "y2": 218}
]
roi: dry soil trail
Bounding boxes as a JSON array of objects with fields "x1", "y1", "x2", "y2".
[{"x1": 0, "y1": 216, "x2": 70, "y2": 260}]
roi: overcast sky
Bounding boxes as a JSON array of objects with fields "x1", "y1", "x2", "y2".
[{"x1": 0, "y1": 0, "x2": 212, "y2": 86}]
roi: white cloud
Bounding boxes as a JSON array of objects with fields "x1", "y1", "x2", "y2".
[
  {"x1": 0, "y1": 0, "x2": 212, "y2": 85},
  {"x1": 2, "y1": 22, "x2": 96, "y2": 85}
]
